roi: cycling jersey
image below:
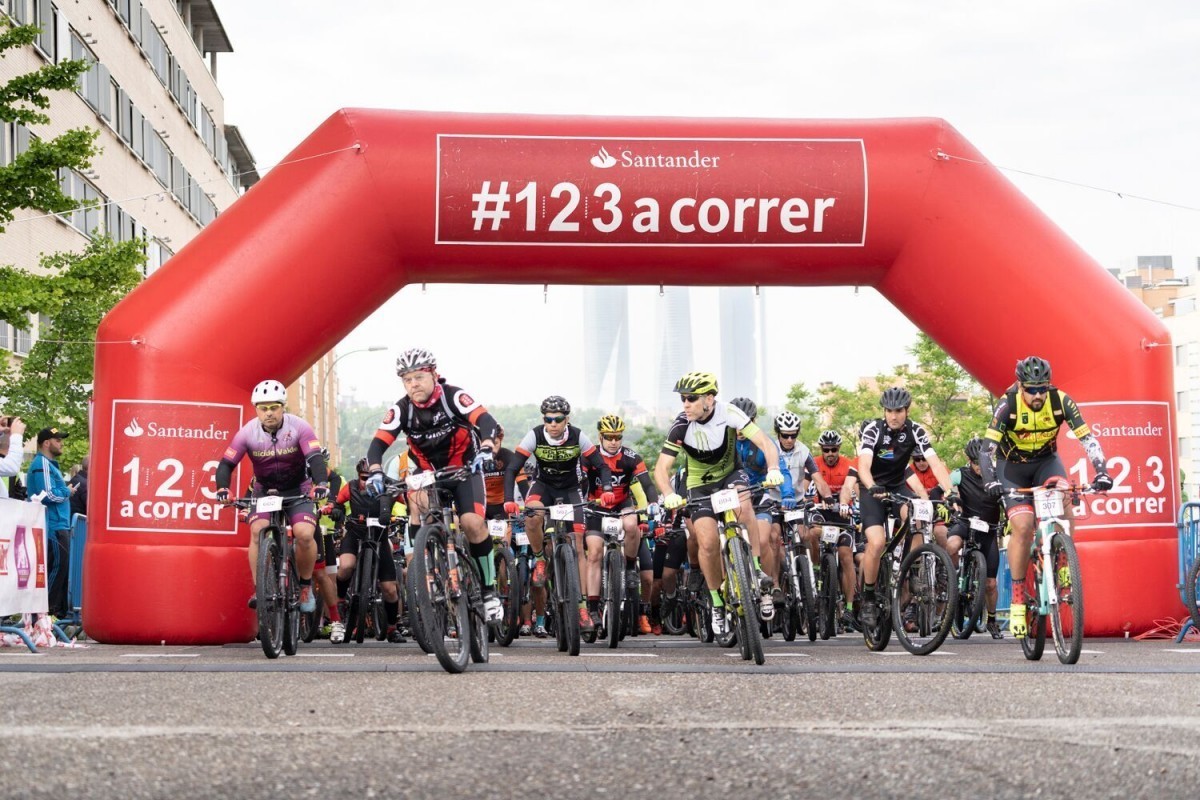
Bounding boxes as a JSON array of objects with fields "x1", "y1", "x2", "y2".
[
  {"x1": 506, "y1": 425, "x2": 612, "y2": 497},
  {"x1": 334, "y1": 477, "x2": 387, "y2": 532},
  {"x1": 219, "y1": 413, "x2": 324, "y2": 493},
  {"x1": 816, "y1": 454, "x2": 858, "y2": 497},
  {"x1": 951, "y1": 466, "x2": 1002, "y2": 526},
  {"x1": 985, "y1": 386, "x2": 1090, "y2": 462},
  {"x1": 905, "y1": 463, "x2": 943, "y2": 499},
  {"x1": 858, "y1": 418, "x2": 934, "y2": 489},
  {"x1": 483, "y1": 446, "x2": 528, "y2": 506},
  {"x1": 586, "y1": 446, "x2": 658, "y2": 506},
  {"x1": 735, "y1": 437, "x2": 794, "y2": 501},
  {"x1": 778, "y1": 440, "x2": 817, "y2": 490},
  {"x1": 367, "y1": 380, "x2": 499, "y2": 472},
  {"x1": 662, "y1": 402, "x2": 758, "y2": 489}
]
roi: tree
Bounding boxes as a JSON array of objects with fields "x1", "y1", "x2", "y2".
[
  {"x1": 0, "y1": 18, "x2": 98, "y2": 232},
  {"x1": 629, "y1": 423, "x2": 668, "y2": 472},
  {"x1": 0, "y1": 237, "x2": 145, "y2": 466},
  {"x1": 782, "y1": 381, "x2": 825, "y2": 442}
]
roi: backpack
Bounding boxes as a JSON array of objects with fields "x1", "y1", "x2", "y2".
[{"x1": 1003, "y1": 383, "x2": 1065, "y2": 427}]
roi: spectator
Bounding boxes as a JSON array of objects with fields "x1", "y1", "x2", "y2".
[
  {"x1": 26, "y1": 427, "x2": 73, "y2": 618},
  {"x1": 0, "y1": 415, "x2": 26, "y2": 500},
  {"x1": 69, "y1": 455, "x2": 89, "y2": 518}
]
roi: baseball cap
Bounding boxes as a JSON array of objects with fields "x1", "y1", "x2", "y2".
[{"x1": 37, "y1": 427, "x2": 69, "y2": 446}]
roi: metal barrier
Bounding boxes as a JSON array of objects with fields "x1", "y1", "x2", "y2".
[
  {"x1": 1177, "y1": 502, "x2": 1200, "y2": 642},
  {"x1": 66, "y1": 513, "x2": 87, "y2": 625}
]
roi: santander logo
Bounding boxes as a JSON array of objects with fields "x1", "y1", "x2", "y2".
[
  {"x1": 124, "y1": 419, "x2": 145, "y2": 437},
  {"x1": 589, "y1": 147, "x2": 617, "y2": 169}
]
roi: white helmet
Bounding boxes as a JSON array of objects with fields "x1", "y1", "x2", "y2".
[
  {"x1": 774, "y1": 410, "x2": 801, "y2": 434},
  {"x1": 395, "y1": 347, "x2": 437, "y2": 375},
  {"x1": 251, "y1": 380, "x2": 287, "y2": 405}
]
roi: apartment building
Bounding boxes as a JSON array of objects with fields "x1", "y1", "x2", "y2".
[{"x1": 0, "y1": 1, "x2": 341, "y2": 458}]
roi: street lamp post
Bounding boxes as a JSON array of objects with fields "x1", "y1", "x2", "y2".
[{"x1": 318, "y1": 345, "x2": 387, "y2": 452}]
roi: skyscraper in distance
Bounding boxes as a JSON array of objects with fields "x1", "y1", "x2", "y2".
[{"x1": 583, "y1": 286, "x2": 631, "y2": 409}]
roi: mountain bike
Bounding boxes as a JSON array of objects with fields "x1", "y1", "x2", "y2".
[
  {"x1": 487, "y1": 519, "x2": 521, "y2": 646},
  {"x1": 777, "y1": 500, "x2": 818, "y2": 642},
  {"x1": 1008, "y1": 480, "x2": 1091, "y2": 665},
  {"x1": 689, "y1": 485, "x2": 768, "y2": 665},
  {"x1": 229, "y1": 492, "x2": 307, "y2": 659},
  {"x1": 345, "y1": 513, "x2": 392, "y2": 644},
  {"x1": 950, "y1": 516, "x2": 1001, "y2": 640},
  {"x1": 589, "y1": 506, "x2": 641, "y2": 648},
  {"x1": 655, "y1": 521, "x2": 690, "y2": 636},
  {"x1": 862, "y1": 494, "x2": 958, "y2": 655},
  {"x1": 526, "y1": 503, "x2": 587, "y2": 656},
  {"x1": 805, "y1": 506, "x2": 856, "y2": 640},
  {"x1": 408, "y1": 468, "x2": 493, "y2": 674}
]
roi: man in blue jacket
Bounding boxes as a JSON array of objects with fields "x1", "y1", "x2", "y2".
[{"x1": 26, "y1": 427, "x2": 73, "y2": 618}]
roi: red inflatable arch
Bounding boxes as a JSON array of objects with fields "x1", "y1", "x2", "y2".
[{"x1": 87, "y1": 110, "x2": 1178, "y2": 644}]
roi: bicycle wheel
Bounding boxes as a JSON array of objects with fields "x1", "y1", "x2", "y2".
[
  {"x1": 466, "y1": 563, "x2": 489, "y2": 664},
  {"x1": 863, "y1": 560, "x2": 893, "y2": 652},
  {"x1": 404, "y1": 552, "x2": 432, "y2": 654},
  {"x1": 1187, "y1": 555, "x2": 1200, "y2": 636},
  {"x1": 731, "y1": 537, "x2": 765, "y2": 665},
  {"x1": 692, "y1": 584, "x2": 715, "y2": 643},
  {"x1": 777, "y1": 557, "x2": 798, "y2": 642},
  {"x1": 953, "y1": 549, "x2": 988, "y2": 640},
  {"x1": 282, "y1": 547, "x2": 301, "y2": 657},
  {"x1": 1020, "y1": 553, "x2": 1047, "y2": 661},
  {"x1": 605, "y1": 549, "x2": 623, "y2": 649},
  {"x1": 412, "y1": 525, "x2": 470, "y2": 674},
  {"x1": 820, "y1": 552, "x2": 839, "y2": 640},
  {"x1": 354, "y1": 548, "x2": 374, "y2": 645},
  {"x1": 1049, "y1": 528, "x2": 1084, "y2": 665},
  {"x1": 494, "y1": 547, "x2": 520, "y2": 647},
  {"x1": 256, "y1": 530, "x2": 284, "y2": 659},
  {"x1": 893, "y1": 544, "x2": 956, "y2": 656},
  {"x1": 557, "y1": 540, "x2": 582, "y2": 656},
  {"x1": 662, "y1": 587, "x2": 686, "y2": 635},
  {"x1": 797, "y1": 555, "x2": 818, "y2": 643}
]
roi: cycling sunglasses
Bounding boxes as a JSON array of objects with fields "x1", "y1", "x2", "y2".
[{"x1": 543, "y1": 415, "x2": 566, "y2": 424}]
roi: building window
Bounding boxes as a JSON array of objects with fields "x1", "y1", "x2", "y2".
[
  {"x1": 13, "y1": 316, "x2": 33, "y2": 355},
  {"x1": 1179, "y1": 391, "x2": 1188, "y2": 410},
  {"x1": 1178, "y1": 344, "x2": 1189, "y2": 367},
  {"x1": 1181, "y1": 437, "x2": 1192, "y2": 461},
  {"x1": 0, "y1": 322, "x2": 9, "y2": 351},
  {"x1": 32, "y1": 0, "x2": 56, "y2": 61},
  {"x1": 57, "y1": 169, "x2": 103, "y2": 236}
]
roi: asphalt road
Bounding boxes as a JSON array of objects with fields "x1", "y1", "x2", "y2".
[{"x1": 2, "y1": 634, "x2": 1200, "y2": 799}]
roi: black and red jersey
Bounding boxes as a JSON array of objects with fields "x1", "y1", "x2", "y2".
[
  {"x1": 586, "y1": 446, "x2": 657, "y2": 505},
  {"x1": 366, "y1": 380, "x2": 499, "y2": 472}
]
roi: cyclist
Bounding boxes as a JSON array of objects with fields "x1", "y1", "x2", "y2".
[
  {"x1": 653, "y1": 372, "x2": 786, "y2": 636},
  {"x1": 978, "y1": 356, "x2": 1114, "y2": 639},
  {"x1": 949, "y1": 437, "x2": 1005, "y2": 639},
  {"x1": 365, "y1": 348, "x2": 505, "y2": 623},
  {"x1": 814, "y1": 429, "x2": 862, "y2": 630},
  {"x1": 503, "y1": 396, "x2": 615, "y2": 635},
  {"x1": 584, "y1": 414, "x2": 660, "y2": 634},
  {"x1": 215, "y1": 380, "x2": 329, "y2": 614},
  {"x1": 332, "y1": 458, "x2": 405, "y2": 643},
  {"x1": 482, "y1": 425, "x2": 530, "y2": 542},
  {"x1": 856, "y1": 387, "x2": 957, "y2": 631},
  {"x1": 905, "y1": 451, "x2": 952, "y2": 549}
]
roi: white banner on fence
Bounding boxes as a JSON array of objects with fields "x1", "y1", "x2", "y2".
[{"x1": 0, "y1": 498, "x2": 49, "y2": 615}]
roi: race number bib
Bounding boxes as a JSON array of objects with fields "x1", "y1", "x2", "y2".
[
  {"x1": 969, "y1": 517, "x2": 989, "y2": 533},
  {"x1": 488, "y1": 520, "x2": 507, "y2": 539},
  {"x1": 514, "y1": 530, "x2": 530, "y2": 546},
  {"x1": 1033, "y1": 488, "x2": 1064, "y2": 519},
  {"x1": 407, "y1": 471, "x2": 435, "y2": 490},
  {"x1": 550, "y1": 504, "x2": 574, "y2": 521},
  {"x1": 911, "y1": 499, "x2": 934, "y2": 523},
  {"x1": 255, "y1": 495, "x2": 283, "y2": 513},
  {"x1": 710, "y1": 488, "x2": 739, "y2": 514},
  {"x1": 784, "y1": 509, "x2": 804, "y2": 523},
  {"x1": 602, "y1": 516, "x2": 622, "y2": 537},
  {"x1": 821, "y1": 526, "x2": 840, "y2": 544}
]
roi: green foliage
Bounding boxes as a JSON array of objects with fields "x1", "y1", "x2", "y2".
[
  {"x1": 786, "y1": 333, "x2": 995, "y2": 468},
  {"x1": 782, "y1": 382, "x2": 821, "y2": 436},
  {"x1": 0, "y1": 237, "x2": 145, "y2": 466},
  {"x1": 629, "y1": 423, "x2": 668, "y2": 472},
  {"x1": 0, "y1": 18, "x2": 97, "y2": 231}
]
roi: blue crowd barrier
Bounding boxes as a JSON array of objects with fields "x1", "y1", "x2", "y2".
[
  {"x1": 1177, "y1": 502, "x2": 1200, "y2": 642},
  {"x1": 64, "y1": 513, "x2": 87, "y2": 627}
]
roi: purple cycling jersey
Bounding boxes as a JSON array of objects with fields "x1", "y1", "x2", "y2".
[{"x1": 220, "y1": 413, "x2": 321, "y2": 493}]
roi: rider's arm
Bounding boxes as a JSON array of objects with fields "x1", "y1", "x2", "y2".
[
  {"x1": 503, "y1": 430, "x2": 536, "y2": 502},
  {"x1": 905, "y1": 467, "x2": 928, "y2": 499},
  {"x1": 807, "y1": 455, "x2": 832, "y2": 500},
  {"x1": 839, "y1": 473, "x2": 857, "y2": 507},
  {"x1": 634, "y1": 470, "x2": 659, "y2": 505},
  {"x1": 977, "y1": 439, "x2": 1000, "y2": 484},
  {"x1": 924, "y1": 450, "x2": 955, "y2": 496},
  {"x1": 857, "y1": 449, "x2": 876, "y2": 491},
  {"x1": 654, "y1": 450, "x2": 678, "y2": 498},
  {"x1": 579, "y1": 433, "x2": 613, "y2": 489},
  {"x1": 746, "y1": 427, "x2": 780, "y2": 478},
  {"x1": 1063, "y1": 392, "x2": 1108, "y2": 473}
]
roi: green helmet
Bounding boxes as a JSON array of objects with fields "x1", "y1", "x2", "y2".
[{"x1": 673, "y1": 371, "x2": 718, "y2": 395}]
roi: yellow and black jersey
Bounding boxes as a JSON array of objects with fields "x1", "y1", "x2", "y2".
[{"x1": 985, "y1": 386, "x2": 1090, "y2": 462}]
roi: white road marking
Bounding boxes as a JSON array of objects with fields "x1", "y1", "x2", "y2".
[
  {"x1": 578, "y1": 652, "x2": 658, "y2": 657},
  {"x1": 296, "y1": 653, "x2": 355, "y2": 658},
  {"x1": 119, "y1": 653, "x2": 200, "y2": 658}
]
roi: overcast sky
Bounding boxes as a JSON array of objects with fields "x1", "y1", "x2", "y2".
[{"x1": 215, "y1": 1, "x2": 1200, "y2": 409}]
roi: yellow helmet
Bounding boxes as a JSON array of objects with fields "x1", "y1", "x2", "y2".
[
  {"x1": 597, "y1": 414, "x2": 625, "y2": 435},
  {"x1": 673, "y1": 371, "x2": 718, "y2": 395}
]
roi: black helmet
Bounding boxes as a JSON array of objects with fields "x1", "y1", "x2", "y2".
[
  {"x1": 964, "y1": 437, "x2": 984, "y2": 463},
  {"x1": 1015, "y1": 356, "x2": 1052, "y2": 386},
  {"x1": 540, "y1": 395, "x2": 571, "y2": 415},
  {"x1": 880, "y1": 387, "x2": 911, "y2": 410},
  {"x1": 817, "y1": 430, "x2": 843, "y2": 448},
  {"x1": 355, "y1": 457, "x2": 369, "y2": 474},
  {"x1": 730, "y1": 397, "x2": 757, "y2": 420}
]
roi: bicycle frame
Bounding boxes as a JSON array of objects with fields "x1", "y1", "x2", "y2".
[{"x1": 1028, "y1": 486, "x2": 1072, "y2": 616}]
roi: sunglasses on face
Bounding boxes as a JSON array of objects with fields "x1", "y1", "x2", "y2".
[
  {"x1": 1023, "y1": 385, "x2": 1050, "y2": 396},
  {"x1": 680, "y1": 394, "x2": 702, "y2": 403},
  {"x1": 601, "y1": 434, "x2": 623, "y2": 442},
  {"x1": 821, "y1": 447, "x2": 839, "y2": 453},
  {"x1": 913, "y1": 457, "x2": 927, "y2": 463},
  {"x1": 255, "y1": 403, "x2": 283, "y2": 412},
  {"x1": 358, "y1": 474, "x2": 369, "y2": 480},
  {"x1": 779, "y1": 433, "x2": 797, "y2": 440},
  {"x1": 544, "y1": 416, "x2": 566, "y2": 424}
]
